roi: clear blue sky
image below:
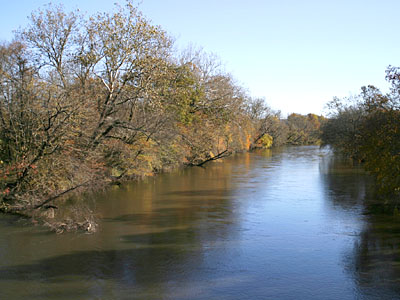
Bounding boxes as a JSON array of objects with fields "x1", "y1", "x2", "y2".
[{"x1": 1, "y1": 0, "x2": 400, "y2": 116}]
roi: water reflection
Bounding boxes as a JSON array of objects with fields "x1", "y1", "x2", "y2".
[
  {"x1": 320, "y1": 155, "x2": 372, "y2": 211},
  {"x1": 0, "y1": 146, "x2": 400, "y2": 299},
  {"x1": 320, "y1": 154, "x2": 400, "y2": 299},
  {"x1": 347, "y1": 214, "x2": 400, "y2": 299},
  {"x1": 0, "y1": 157, "x2": 250, "y2": 299}
]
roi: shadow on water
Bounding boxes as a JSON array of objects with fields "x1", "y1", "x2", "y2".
[
  {"x1": 0, "y1": 234, "x2": 196, "y2": 282},
  {"x1": 0, "y1": 214, "x2": 31, "y2": 228},
  {"x1": 0, "y1": 215, "x2": 242, "y2": 300},
  {"x1": 2, "y1": 146, "x2": 400, "y2": 299},
  {"x1": 319, "y1": 155, "x2": 372, "y2": 211},
  {"x1": 0, "y1": 182, "x2": 242, "y2": 299},
  {"x1": 344, "y1": 211, "x2": 400, "y2": 299},
  {"x1": 0, "y1": 247, "x2": 191, "y2": 298},
  {"x1": 320, "y1": 154, "x2": 400, "y2": 299}
]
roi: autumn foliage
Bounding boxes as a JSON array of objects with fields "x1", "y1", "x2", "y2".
[
  {"x1": 0, "y1": 3, "x2": 267, "y2": 227},
  {"x1": 0, "y1": 2, "x2": 325, "y2": 230},
  {"x1": 321, "y1": 72, "x2": 400, "y2": 198}
]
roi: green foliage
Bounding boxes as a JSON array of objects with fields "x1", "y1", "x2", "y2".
[
  {"x1": 322, "y1": 79, "x2": 400, "y2": 198},
  {"x1": 359, "y1": 109, "x2": 400, "y2": 195},
  {"x1": 320, "y1": 105, "x2": 365, "y2": 160},
  {"x1": 162, "y1": 64, "x2": 204, "y2": 125}
]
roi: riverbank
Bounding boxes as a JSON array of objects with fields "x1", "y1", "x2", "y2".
[
  {"x1": 1, "y1": 146, "x2": 399, "y2": 299},
  {"x1": 0, "y1": 3, "x2": 328, "y2": 232}
]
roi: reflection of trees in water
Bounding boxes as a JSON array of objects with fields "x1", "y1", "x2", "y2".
[
  {"x1": 320, "y1": 154, "x2": 400, "y2": 299},
  {"x1": 319, "y1": 155, "x2": 374, "y2": 211},
  {"x1": 0, "y1": 234, "x2": 207, "y2": 299},
  {"x1": 0, "y1": 156, "x2": 252, "y2": 299},
  {"x1": 346, "y1": 215, "x2": 400, "y2": 299}
]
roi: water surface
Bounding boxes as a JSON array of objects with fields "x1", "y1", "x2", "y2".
[{"x1": 0, "y1": 146, "x2": 399, "y2": 299}]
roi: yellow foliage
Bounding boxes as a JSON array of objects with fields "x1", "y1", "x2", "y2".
[{"x1": 259, "y1": 134, "x2": 273, "y2": 149}]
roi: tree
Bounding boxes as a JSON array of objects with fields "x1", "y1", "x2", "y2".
[
  {"x1": 0, "y1": 2, "x2": 176, "y2": 225},
  {"x1": 246, "y1": 97, "x2": 286, "y2": 148},
  {"x1": 321, "y1": 78, "x2": 400, "y2": 199},
  {"x1": 0, "y1": 1, "x2": 292, "y2": 231},
  {"x1": 286, "y1": 113, "x2": 325, "y2": 145}
]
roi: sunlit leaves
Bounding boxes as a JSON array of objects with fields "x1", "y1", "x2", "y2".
[{"x1": 322, "y1": 76, "x2": 400, "y2": 198}]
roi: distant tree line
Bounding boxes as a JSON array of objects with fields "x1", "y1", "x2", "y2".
[
  {"x1": 0, "y1": 2, "x2": 324, "y2": 231},
  {"x1": 321, "y1": 67, "x2": 400, "y2": 199}
]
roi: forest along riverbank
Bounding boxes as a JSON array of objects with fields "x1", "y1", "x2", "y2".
[
  {"x1": 0, "y1": 146, "x2": 399, "y2": 300},
  {"x1": 0, "y1": 3, "x2": 327, "y2": 230}
]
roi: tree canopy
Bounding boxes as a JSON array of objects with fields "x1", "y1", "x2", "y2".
[
  {"x1": 321, "y1": 72, "x2": 400, "y2": 199},
  {"x1": 0, "y1": 2, "x2": 327, "y2": 231}
]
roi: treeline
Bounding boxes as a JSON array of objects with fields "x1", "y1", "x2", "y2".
[
  {"x1": 0, "y1": 2, "x2": 323, "y2": 230},
  {"x1": 321, "y1": 67, "x2": 400, "y2": 198}
]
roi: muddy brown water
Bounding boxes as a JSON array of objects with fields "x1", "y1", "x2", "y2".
[{"x1": 0, "y1": 146, "x2": 399, "y2": 299}]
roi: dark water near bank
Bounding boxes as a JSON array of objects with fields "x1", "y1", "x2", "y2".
[{"x1": 1, "y1": 146, "x2": 400, "y2": 299}]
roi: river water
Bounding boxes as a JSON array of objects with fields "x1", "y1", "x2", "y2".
[{"x1": 0, "y1": 146, "x2": 399, "y2": 299}]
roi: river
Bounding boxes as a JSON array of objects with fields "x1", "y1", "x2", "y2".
[{"x1": 0, "y1": 146, "x2": 399, "y2": 299}]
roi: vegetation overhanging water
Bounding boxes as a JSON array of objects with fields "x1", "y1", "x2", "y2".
[{"x1": 0, "y1": 146, "x2": 399, "y2": 299}]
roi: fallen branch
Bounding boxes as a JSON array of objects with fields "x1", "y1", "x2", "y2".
[
  {"x1": 192, "y1": 149, "x2": 231, "y2": 167},
  {"x1": 33, "y1": 181, "x2": 91, "y2": 210}
]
